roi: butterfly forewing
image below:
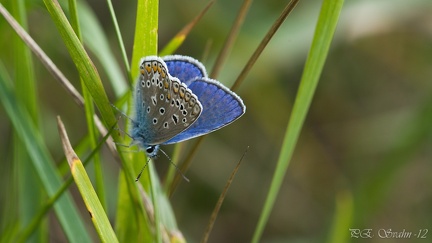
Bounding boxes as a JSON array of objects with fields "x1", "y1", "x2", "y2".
[{"x1": 133, "y1": 57, "x2": 202, "y2": 145}]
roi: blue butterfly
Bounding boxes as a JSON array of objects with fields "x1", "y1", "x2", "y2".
[{"x1": 130, "y1": 55, "x2": 246, "y2": 158}]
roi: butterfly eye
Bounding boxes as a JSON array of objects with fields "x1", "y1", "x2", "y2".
[{"x1": 146, "y1": 146, "x2": 155, "y2": 154}]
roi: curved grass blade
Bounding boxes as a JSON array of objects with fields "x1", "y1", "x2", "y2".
[
  {"x1": 57, "y1": 116, "x2": 119, "y2": 243},
  {"x1": 252, "y1": 0, "x2": 345, "y2": 242},
  {"x1": 0, "y1": 62, "x2": 91, "y2": 242}
]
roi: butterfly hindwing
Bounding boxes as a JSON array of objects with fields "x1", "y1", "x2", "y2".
[
  {"x1": 164, "y1": 77, "x2": 246, "y2": 144},
  {"x1": 163, "y1": 55, "x2": 207, "y2": 86}
]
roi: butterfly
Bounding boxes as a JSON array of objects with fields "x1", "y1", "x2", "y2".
[{"x1": 130, "y1": 55, "x2": 246, "y2": 158}]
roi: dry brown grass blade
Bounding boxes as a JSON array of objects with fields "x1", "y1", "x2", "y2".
[
  {"x1": 57, "y1": 116, "x2": 79, "y2": 167},
  {"x1": 168, "y1": 0, "x2": 253, "y2": 197},
  {"x1": 231, "y1": 0, "x2": 299, "y2": 91},
  {"x1": 201, "y1": 146, "x2": 249, "y2": 243},
  {"x1": 210, "y1": 0, "x2": 253, "y2": 79},
  {"x1": 159, "y1": 0, "x2": 215, "y2": 56},
  {"x1": 168, "y1": 137, "x2": 205, "y2": 198},
  {"x1": 0, "y1": 3, "x2": 83, "y2": 105},
  {"x1": 169, "y1": 0, "x2": 299, "y2": 196},
  {"x1": 177, "y1": 0, "x2": 215, "y2": 38}
]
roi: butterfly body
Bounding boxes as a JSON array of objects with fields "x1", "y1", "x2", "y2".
[{"x1": 130, "y1": 55, "x2": 245, "y2": 157}]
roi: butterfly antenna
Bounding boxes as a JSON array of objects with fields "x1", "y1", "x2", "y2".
[
  {"x1": 111, "y1": 104, "x2": 136, "y2": 124},
  {"x1": 135, "y1": 157, "x2": 151, "y2": 181},
  {"x1": 159, "y1": 148, "x2": 190, "y2": 183}
]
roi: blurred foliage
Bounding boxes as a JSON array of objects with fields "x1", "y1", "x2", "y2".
[{"x1": 1, "y1": 0, "x2": 432, "y2": 242}]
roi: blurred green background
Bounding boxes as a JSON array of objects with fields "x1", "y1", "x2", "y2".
[{"x1": 1, "y1": 0, "x2": 432, "y2": 242}]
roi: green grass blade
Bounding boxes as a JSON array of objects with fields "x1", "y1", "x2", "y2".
[
  {"x1": 130, "y1": 0, "x2": 158, "y2": 77},
  {"x1": 9, "y1": 1, "x2": 46, "y2": 242},
  {"x1": 105, "y1": 0, "x2": 131, "y2": 83},
  {"x1": 58, "y1": 117, "x2": 118, "y2": 242},
  {"x1": 68, "y1": 0, "x2": 107, "y2": 211},
  {"x1": 78, "y1": 1, "x2": 129, "y2": 96},
  {"x1": 148, "y1": 162, "x2": 162, "y2": 243},
  {"x1": 251, "y1": 0, "x2": 345, "y2": 242},
  {"x1": 39, "y1": 2, "x2": 124, "y2": 216},
  {"x1": 116, "y1": 0, "x2": 160, "y2": 241},
  {"x1": 42, "y1": 0, "x2": 117, "y2": 131},
  {"x1": 0, "y1": 62, "x2": 92, "y2": 242},
  {"x1": 326, "y1": 190, "x2": 353, "y2": 243},
  {"x1": 17, "y1": 125, "x2": 116, "y2": 241},
  {"x1": 115, "y1": 170, "x2": 153, "y2": 242}
]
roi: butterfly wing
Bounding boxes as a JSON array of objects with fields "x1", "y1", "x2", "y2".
[
  {"x1": 163, "y1": 55, "x2": 207, "y2": 85},
  {"x1": 163, "y1": 78, "x2": 246, "y2": 144},
  {"x1": 130, "y1": 57, "x2": 202, "y2": 146}
]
